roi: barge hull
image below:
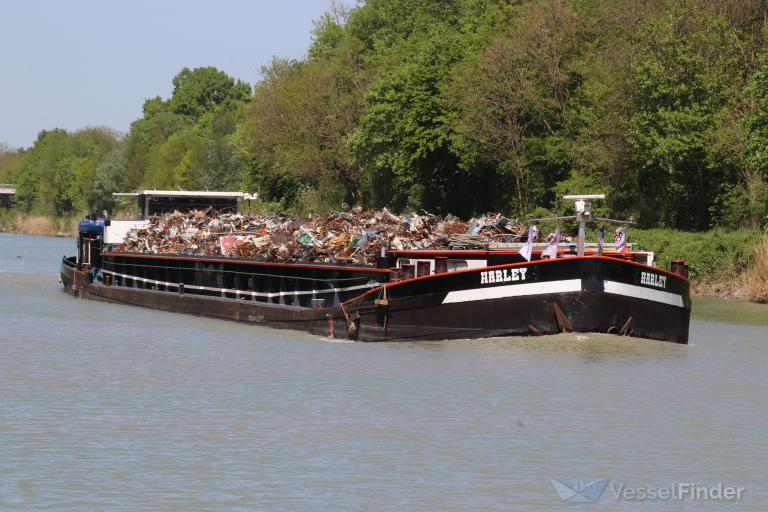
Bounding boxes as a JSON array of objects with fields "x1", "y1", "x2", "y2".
[{"x1": 62, "y1": 255, "x2": 691, "y2": 343}]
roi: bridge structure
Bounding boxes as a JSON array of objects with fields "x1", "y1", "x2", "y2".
[{"x1": 0, "y1": 184, "x2": 15, "y2": 207}]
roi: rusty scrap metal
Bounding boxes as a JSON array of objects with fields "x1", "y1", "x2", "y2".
[{"x1": 118, "y1": 208, "x2": 530, "y2": 265}]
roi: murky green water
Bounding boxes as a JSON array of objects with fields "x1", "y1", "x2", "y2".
[
  {"x1": 1, "y1": 233, "x2": 766, "y2": 510},
  {"x1": 693, "y1": 295, "x2": 768, "y2": 326}
]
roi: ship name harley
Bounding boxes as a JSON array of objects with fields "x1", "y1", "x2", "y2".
[
  {"x1": 480, "y1": 268, "x2": 528, "y2": 285},
  {"x1": 640, "y1": 271, "x2": 667, "y2": 289}
]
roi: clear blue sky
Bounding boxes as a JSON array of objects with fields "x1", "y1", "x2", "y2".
[{"x1": 0, "y1": 0, "x2": 332, "y2": 149}]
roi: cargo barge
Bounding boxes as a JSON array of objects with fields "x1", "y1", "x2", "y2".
[{"x1": 60, "y1": 193, "x2": 691, "y2": 343}]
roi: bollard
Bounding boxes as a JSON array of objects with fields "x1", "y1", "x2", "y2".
[{"x1": 670, "y1": 260, "x2": 689, "y2": 278}]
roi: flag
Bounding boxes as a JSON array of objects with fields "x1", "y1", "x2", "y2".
[
  {"x1": 597, "y1": 225, "x2": 605, "y2": 255},
  {"x1": 541, "y1": 227, "x2": 560, "y2": 260},
  {"x1": 519, "y1": 225, "x2": 538, "y2": 261},
  {"x1": 614, "y1": 227, "x2": 627, "y2": 255}
]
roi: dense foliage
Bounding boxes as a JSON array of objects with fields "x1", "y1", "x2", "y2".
[
  {"x1": 631, "y1": 228, "x2": 757, "y2": 283},
  {"x1": 3, "y1": 0, "x2": 768, "y2": 230}
]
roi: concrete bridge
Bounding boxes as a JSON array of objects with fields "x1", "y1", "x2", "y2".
[{"x1": 0, "y1": 184, "x2": 15, "y2": 207}]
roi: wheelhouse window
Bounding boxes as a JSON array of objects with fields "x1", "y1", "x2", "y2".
[{"x1": 397, "y1": 258, "x2": 435, "y2": 275}]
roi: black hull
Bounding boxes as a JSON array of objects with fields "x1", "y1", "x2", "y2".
[
  {"x1": 61, "y1": 254, "x2": 691, "y2": 344},
  {"x1": 347, "y1": 289, "x2": 689, "y2": 343}
]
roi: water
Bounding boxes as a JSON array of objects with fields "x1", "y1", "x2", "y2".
[{"x1": 1, "y1": 233, "x2": 766, "y2": 511}]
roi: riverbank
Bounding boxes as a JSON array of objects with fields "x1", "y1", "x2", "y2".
[
  {"x1": 744, "y1": 233, "x2": 768, "y2": 303},
  {"x1": 0, "y1": 212, "x2": 77, "y2": 237}
]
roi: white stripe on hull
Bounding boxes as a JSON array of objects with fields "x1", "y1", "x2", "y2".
[
  {"x1": 603, "y1": 280, "x2": 684, "y2": 307},
  {"x1": 441, "y1": 278, "x2": 685, "y2": 308},
  {"x1": 442, "y1": 279, "x2": 582, "y2": 304}
]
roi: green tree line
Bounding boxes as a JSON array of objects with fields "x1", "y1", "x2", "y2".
[{"x1": 3, "y1": 0, "x2": 768, "y2": 230}]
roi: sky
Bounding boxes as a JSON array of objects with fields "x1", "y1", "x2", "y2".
[{"x1": 0, "y1": 0, "x2": 332, "y2": 149}]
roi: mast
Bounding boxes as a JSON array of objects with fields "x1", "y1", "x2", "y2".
[{"x1": 563, "y1": 194, "x2": 605, "y2": 256}]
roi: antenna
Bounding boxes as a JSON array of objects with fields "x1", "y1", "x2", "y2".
[
  {"x1": 563, "y1": 194, "x2": 605, "y2": 256},
  {"x1": 562, "y1": 194, "x2": 606, "y2": 200}
]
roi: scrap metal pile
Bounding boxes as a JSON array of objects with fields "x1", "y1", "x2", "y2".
[{"x1": 119, "y1": 208, "x2": 528, "y2": 265}]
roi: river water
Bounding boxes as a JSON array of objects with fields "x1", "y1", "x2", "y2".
[{"x1": 1, "y1": 233, "x2": 766, "y2": 511}]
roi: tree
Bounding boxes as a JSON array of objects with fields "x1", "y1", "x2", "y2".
[
  {"x1": 244, "y1": 29, "x2": 368, "y2": 213},
  {"x1": 10, "y1": 128, "x2": 119, "y2": 214},
  {"x1": 88, "y1": 148, "x2": 128, "y2": 213},
  {"x1": 0, "y1": 143, "x2": 24, "y2": 183},
  {"x1": 170, "y1": 67, "x2": 250, "y2": 121},
  {"x1": 448, "y1": 0, "x2": 582, "y2": 216},
  {"x1": 345, "y1": 1, "x2": 479, "y2": 214},
  {"x1": 628, "y1": 7, "x2": 742, "y2": 229},
  {"x1": 123, "y1": 67, "x2": 252, "y2": 192},
  {"x1": 10, "y1": 0, "x2": 768, "y2": 229}
]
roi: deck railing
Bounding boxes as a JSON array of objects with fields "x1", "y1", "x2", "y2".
[{"x1": 99, "y1": 255, "x2": 384, "y2": 307}]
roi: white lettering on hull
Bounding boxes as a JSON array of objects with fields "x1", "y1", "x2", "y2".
[
  {"x1": 480, "y1": 267, "x2": 528, "y2": 285},
  {"x1": 640, "y1": 271, "x2": 667, "y2": 289}
]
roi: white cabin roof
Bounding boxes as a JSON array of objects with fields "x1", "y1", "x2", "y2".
[{"x1": 113, "y1": 190, "x2": 247, "y2": 198}]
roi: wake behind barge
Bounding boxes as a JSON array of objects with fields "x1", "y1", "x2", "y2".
[{"x1": 61, "y1": 193, "x2": 691, "y2": 343}]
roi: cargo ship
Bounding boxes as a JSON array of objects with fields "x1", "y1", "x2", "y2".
[{"x1": 60, "y1": 192, "x2": 691, "y2": 343}]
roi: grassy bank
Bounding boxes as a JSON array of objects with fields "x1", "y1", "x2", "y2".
[
  {"x1": 744, "y1": 234, "x2": 768, "y2": 303},
  {"x1": 630, "y1": 228, "x2": 765, "y2": 299},
  {"x1": 0, "y1": 211, "x2": 78, "y2": 237}
]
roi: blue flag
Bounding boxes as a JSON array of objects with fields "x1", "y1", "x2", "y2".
[{"x1": 597, "y1": 226, "x2": 605, "y2": 255}]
